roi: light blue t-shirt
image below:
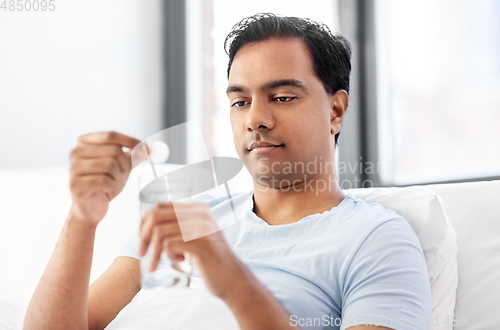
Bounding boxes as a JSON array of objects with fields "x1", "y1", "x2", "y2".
[{"x1": 118, "y1": 191, "x2": 432, "y2": 330}]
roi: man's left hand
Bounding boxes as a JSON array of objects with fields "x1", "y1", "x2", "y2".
[{"x1": 138, "y1": 202, "x2": 247, "y2": 300}]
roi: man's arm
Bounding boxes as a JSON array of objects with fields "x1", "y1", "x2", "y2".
[
  {"x1": 23, "y1": 213, "x2": 97, "y2": 330},
  {"x1": 219, "y1": 257, "x2": 300, "y2": 330},
  {"x1": 24, "y1": 132, "x2": 145, "y2": 330},
  {"x1": 87, "y1": 257, "x2": 141, "y2": 330},
  {"x1": 23, "y1": 217, "x2": 141, "y2": 330}
]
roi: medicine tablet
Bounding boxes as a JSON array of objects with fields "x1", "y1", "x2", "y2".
[{"x1": 148, "y1": 140, "x2": 170, "y2": 164}]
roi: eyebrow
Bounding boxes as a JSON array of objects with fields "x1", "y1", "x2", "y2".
[{"x1": 226, "y1": 79, "x2": 306, "y2": 95}]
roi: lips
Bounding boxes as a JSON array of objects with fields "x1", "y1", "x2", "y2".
[{"x1": 248, "y1": 142, "x2": 284, "y2": 152}]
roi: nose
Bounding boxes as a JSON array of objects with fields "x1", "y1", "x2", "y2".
[{"x1": 245, "y1": 98, "x2": 275, "y2": 132}]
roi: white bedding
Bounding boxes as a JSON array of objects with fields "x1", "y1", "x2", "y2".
[
  {"x1": 105, "y1": 278, "x2": 239, "y2": 330},
  {"x1": 0, "y1": 279, "x2": 239, "y2": 330},
  {"x1": 0, "y1": 287, "x2": 26, "y2": 330}
]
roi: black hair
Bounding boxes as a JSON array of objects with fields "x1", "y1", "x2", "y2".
[{"x1": 224, "y1": 13, "x2": 352, "y2": 144}]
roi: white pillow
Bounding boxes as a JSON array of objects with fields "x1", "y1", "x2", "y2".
[
  {"x1": 347, "y1": 186, "x2": 458, "y2": 330},
  {"x1": 427, "y1": 180, "x2": 500, "y2": 330}
]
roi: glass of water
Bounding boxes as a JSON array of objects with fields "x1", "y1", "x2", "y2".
[{"x1": 137, "y1": 172, "x2": 193, "y2": 289}]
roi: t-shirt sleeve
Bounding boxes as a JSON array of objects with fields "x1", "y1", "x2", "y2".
[
  {"x1": 115, "y1": 226, "x2": 141, "y2": 260},
  {"x1": 340, "y1": 217, "x2": 432, "y2": 330}
]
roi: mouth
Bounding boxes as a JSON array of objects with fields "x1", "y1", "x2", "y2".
[{"x1": 247, "y1": 142, "x2": 284, "y2": 154}]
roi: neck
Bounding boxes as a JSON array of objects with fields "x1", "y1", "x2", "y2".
[{"x1": 251, "y1": 163, "x2": 344, "y2": 225}]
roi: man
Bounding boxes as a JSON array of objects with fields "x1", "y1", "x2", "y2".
[{"x1": 24, "y1": 13, "x2": 431, "y2": 330}]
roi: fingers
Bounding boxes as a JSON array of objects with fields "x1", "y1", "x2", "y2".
[
  {"x1": 138, "y1": 205, "x2": 178, "y2": 257},
  {"x1": 164, "y1": 241, "x2": 185, "y2": 261},
  {"x1": 70, "y1": 144, "x2": 123, "y2": 159},
  {"x1": 75, "y1": 132, "x2": 142, "y2": 172},
  {"x1": 148, "y1": 240, "x2": 163, "y2": 272},
  {"x1": 68, "y1": 132, "x2": 142, "y2": 224},
  {"x1": 78, "y1": 131, "x2": 141, "y2": 149},
  {"x1": 70, "y1": 145, "x2": 129, "y2": 172},
  {"x1": 150, "y1": 222, "x2": 181, "y2": 245},
  {"x1": 69, "y1": 174, "x2": 115, "y2": 201},
  {"x1": 138, "y1": 203, "x2": 220, "y2": 267},
  {"x1": 70, "y1": 131, "x2": 138, "y2": 196},
  {"x1": 70, "y1": 157, "x2": 121, "y2": 181},
  {"x1": 146, "y1": 235, "x2": 186, "y2": 272}
]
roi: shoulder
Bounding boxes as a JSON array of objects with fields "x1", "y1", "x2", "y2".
[
  {"x1": 344, "y1": 193, "x2": 401, "y2": 220},
  {"x1": 341, "y1": 194, "x2": 425, "y2": 271},
  {"x1": 335, "y1": 194, "x2": 424, "y2": 267},
  {"x1": 338, "y1": 194, "x2": 413, "y2": 237}
]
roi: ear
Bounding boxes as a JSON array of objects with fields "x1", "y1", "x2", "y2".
[{"x1": 329, "y1": 90, "x2": 349, "y2": 135}]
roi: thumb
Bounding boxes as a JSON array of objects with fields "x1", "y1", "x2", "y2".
[{"x1": 128, "y1": 141, "x2": 151, "y2": 169}]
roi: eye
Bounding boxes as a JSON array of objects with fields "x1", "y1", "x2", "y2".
[
  {"x1": 273, "y1": 96, "x2": 296, "y2": 103},
  {"x1": 231, "y1": 100, "x2": 247, "y2": 108}
]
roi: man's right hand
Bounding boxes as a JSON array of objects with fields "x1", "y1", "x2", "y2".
[{"x1": 69, "y1": 131, "x2": 144, "y2": 225}]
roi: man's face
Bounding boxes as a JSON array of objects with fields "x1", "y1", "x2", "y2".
[{"x1": 227, "y1": 37, "x2": 337, "y2": 188}]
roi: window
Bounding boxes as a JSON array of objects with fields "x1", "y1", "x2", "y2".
[{"x1": 376, "y1": 0, "x2": 500, "y2": 185}]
